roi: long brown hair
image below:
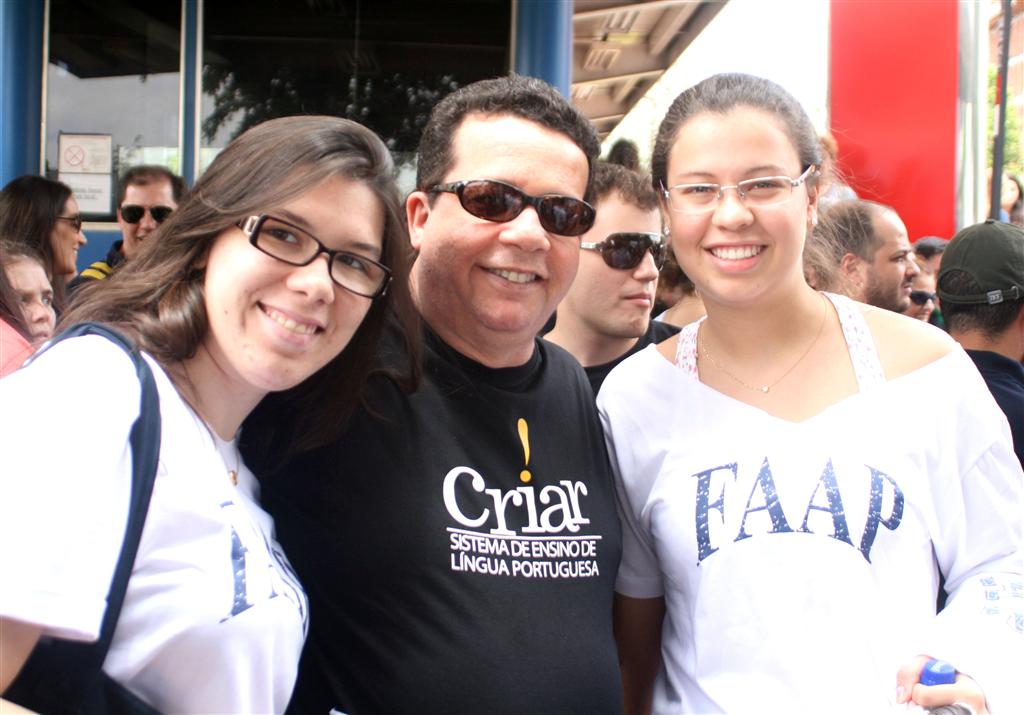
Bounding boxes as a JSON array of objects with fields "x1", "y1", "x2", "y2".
[
  {"x1": 62, "y1": 115, "x2": 420, "y2": 458},
  {"x1": 0, "y1": 175, "x2": 73, "y2": 309}
]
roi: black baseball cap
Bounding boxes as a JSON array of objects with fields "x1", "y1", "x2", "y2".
[{"x1": 937, "y1": 220, "x2": 1024, "y2": 305}]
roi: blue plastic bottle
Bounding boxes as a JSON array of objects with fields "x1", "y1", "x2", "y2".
[
  {"x1": 921, "y1": 659, "x2": 957, "y2": 686},
  {"x1": 921, "y1": 660, "x2": 973, "y2": 715}
]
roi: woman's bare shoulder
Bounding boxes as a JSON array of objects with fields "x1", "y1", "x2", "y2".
[
  {"x1": 859, "y1": 303, "x2": 957, "y2": 379},
  {"x1": 656, "y1": 332, "x2": 680, "y2": 364}
]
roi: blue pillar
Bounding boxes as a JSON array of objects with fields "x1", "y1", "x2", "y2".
[
  {"x1": 180, "y1": 0, "x2": 199, "y2": 186},
  {"x1": 514, "y1": 0, "x2": 572, "y2": 97},
  {"x1": 0, "y1": 0, "x2": 45, "y2": 186}
]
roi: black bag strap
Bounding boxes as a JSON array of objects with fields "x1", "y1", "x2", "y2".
[{"x1": 7, "y1": 322, "x2": 162, "y2": 713}]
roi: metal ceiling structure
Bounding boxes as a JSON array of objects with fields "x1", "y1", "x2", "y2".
[{"x1": 571, "y1": 0, "x2": 725, "y2": 139}]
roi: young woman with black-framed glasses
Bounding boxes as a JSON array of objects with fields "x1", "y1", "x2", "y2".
[{"x1": 0, "y1": 115, "x2": 419, "y2": 714}]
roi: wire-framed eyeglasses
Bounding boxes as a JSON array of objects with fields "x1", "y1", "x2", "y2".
[
  {"x1": 663, "y1": 165, "x2": 817, "y2": 214},
  {"x1": 239, "y1": 214, "x2": 391, "y2": 299}
]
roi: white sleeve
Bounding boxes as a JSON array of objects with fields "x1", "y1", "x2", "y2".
[
  {"x1": 0, "y1": 336, "x2": 140, "y2": 642},
  {"x1": 599, "y1": 381, "x2": 664, "y2": 599},
  {"x1": 925, "y1": 356, "x2": 1024, "y2": 714}
]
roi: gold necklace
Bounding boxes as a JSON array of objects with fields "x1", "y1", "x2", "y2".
[
  {"x1": 699, "y1": 293, "x2": 828, "y2": 394},
  {"x1": 179, "y1": 388, "x2": 241, "y2": 486},
  {"x1": 227, "y1": 443, "x2": 240, "y2": 486}
]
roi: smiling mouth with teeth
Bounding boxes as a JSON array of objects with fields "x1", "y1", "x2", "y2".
[
  {"x1": 263, "y1": 305, "x2": 319, "y2": 335},
  {"x1": 490, "y1": 268, "x2": 537, "y2": 284},
  {"x1": 710, "y1": 245, "x2": 763, "y2": 260}
]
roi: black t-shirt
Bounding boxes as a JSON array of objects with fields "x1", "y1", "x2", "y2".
[
  {"x1": 260, "y1": 329, "x2": 624, "y2": 715},
  {"x1": 585, "y1": 320, "x2": 680, "y2": 395},
  {"x1": 966, "y1": 348, "x2": 1024, "y2": 467}
]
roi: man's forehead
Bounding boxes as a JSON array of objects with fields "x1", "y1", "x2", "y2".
[
  {"x1": 124, "y1": 179, "x2": 174, "y2": 201},
  {"x1": 597, "y1": 191, "x2": 659, "y2": 217},
  {"x1": 871, "y1": 208, "x2": 908, "y2": 247},
  {"x1": 449, "y1": 113, "x2": 584, "y2": 165},
  {"x1": 442, "y1": 116, "x2": 589, "y2": 204},
  {"x1": 453, "y1": 111, "x2": 545, "y2": 136}
]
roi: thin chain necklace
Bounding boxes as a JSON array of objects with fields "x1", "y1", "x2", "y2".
[
  {"x1": 225, "y1": 440, "x2": 240, "y2": 486},
  {"x1": 174, "y1": 369, "x2": 240, "y2": 485},
  {"x1": 699, "y1": 293, "x2": 828, "y2": 394}
]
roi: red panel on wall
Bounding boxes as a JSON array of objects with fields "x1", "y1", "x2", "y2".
[{"x1": 829, "y1": 0, "x2": 959, "y2": 239}]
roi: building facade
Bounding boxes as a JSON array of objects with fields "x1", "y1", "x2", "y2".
[{"x1": 0, "y1": 0, "x2": 572, "y2": 265}]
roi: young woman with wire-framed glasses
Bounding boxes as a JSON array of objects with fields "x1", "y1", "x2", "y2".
[{"x1": 600, "y1": 73, "x2": 1022, "y2": 715}]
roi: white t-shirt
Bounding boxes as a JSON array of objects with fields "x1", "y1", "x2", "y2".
[
  {"x1": 598, "y1": 299, "x2": 1024, "y2": 715},
  {"x1": 0, "y1": 335, "x2": 308, "y2": 714}
]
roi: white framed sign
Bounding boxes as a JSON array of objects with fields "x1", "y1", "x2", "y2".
[
  {"x1": 58, "y1": 133, "x2": 112, "y2": 174},
  {"x1": 57, "y1": 172, "x2": 113, "y2": 214},
  {"x1": 58, "y1": 133, "x2": 113, "y2": 214}
]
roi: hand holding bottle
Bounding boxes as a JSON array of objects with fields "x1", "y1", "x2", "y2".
[{"x1": 895, "y1": 657, "x2": 988, "y2": 715}]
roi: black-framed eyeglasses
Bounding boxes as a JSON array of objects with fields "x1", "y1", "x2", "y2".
[
  {"x1": 429, "y1": 179, "x2": 596, "y2": 237},
  {"x1": 120, "y1": 204, "x2": 174, "y2": 224},
  {"x1": 909, "y1": 290, "x2": 936, "y2": 306},
  {"x1": 56, "y1": 214, "x2": 82, "y2": 232},
  {"x1": 239, "y1": 214, "x2": 391, "y2": 299},
  {"x1": 663, "y1": 165, "x2": 817, "y2": 214},
  {"x1": 580, "y1": 232, "x2": 667, "y2": 270}
]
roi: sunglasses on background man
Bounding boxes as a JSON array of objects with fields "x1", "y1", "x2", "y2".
[
  {"x1": 909, "y1": 290, "x2": 937, "y2": 306},
  {"x1": 120, "y1": 205, "x2": 174, "y2": 224},
  {"x1": 581, "y1": 232, "x2": 667, "y2": 270}
]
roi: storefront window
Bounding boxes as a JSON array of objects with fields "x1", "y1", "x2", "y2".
[
  {"x1": 45, "y1": 0, "x2": 181, "y2": 218},
  {"x1": 201, "y1": 0, "x2": 510, "y2": 182}
]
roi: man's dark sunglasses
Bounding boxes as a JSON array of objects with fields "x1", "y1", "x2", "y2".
[
  {"x1": 909, "y1": 290, "x2": 936, "y2": 306},
  {"x1": 429, "y1": 179, "x2": 595, "y2": 237},
  {"x1": 580, "y1": 232, "x2": 667, "y2": 270},
  {"x1": 120, "y1": 204, "x2": 174, "y2": 224}
]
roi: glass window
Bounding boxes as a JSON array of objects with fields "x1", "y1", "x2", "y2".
[
  {"x1": 201, "y1": 0, "x2": 511, "y2": 184},
  {"x1": 45, "y1": 0, "x2": 181, "y2": 218}
]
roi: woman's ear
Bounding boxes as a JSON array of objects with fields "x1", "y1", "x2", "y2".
[
  {"x1": 806, "y1": 176, "x2": 821, "y2": 223},
  {"x1": 658, "y1": 197, "x2": 674, "y2": 236}
]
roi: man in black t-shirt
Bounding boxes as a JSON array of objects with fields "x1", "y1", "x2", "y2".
[
  {"x1": 258, "y1": 76, "x2": 624, "y2": 714},
  {"x1": 546, "y1": 159, "x2": 679, "y2": 395},
  {"x1": 938, "y1": 220, "x2": 1024, "y2": 467}
]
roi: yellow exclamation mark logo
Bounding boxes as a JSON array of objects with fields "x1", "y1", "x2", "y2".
[{"x1": 517, "y1": 418, "x2": 532, "y2": 483}]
